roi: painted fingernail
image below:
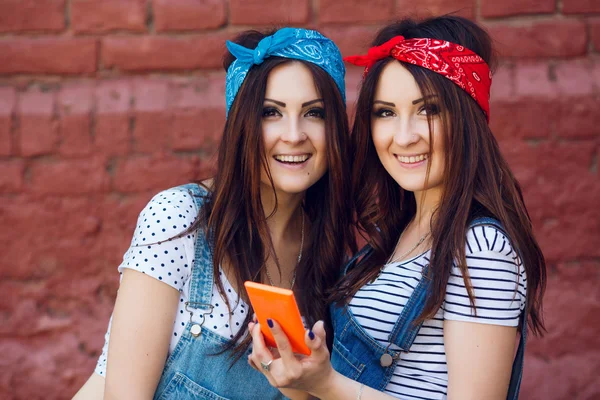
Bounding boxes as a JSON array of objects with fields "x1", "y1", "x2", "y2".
[
  {"x1": 267, "y1": 318, "x2": 274, "y2": 328},
  {"x1": 309, "y1": 330, "x2": 315, "y2": 340},
  {"x1": 249, "y1": 348, "x2": 252, "y2": 354}
]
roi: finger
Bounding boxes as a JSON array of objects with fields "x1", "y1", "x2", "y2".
[
  {"x1": 266, "y1": 319, "x2": 296, "y2": 363},
  {"x1": 304, "y1": 320, "x2": 329, "y2": 359},
  {"x1": 248, "y1": 322, "x2": 275, "y2": 370},
  {"x1": 247, "y1": 355, "x2": 260, "y2": 372}
]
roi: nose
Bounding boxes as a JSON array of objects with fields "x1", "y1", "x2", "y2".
[
  {"x1": 280, "y1": 116, "x2": 306, "y2": 144},
  {"x1": 393, "y1": 117, "x2": 420, "y2": 147}
]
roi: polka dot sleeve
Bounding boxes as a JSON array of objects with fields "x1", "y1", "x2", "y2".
[{"x1": 117, "y1": 187, "x2": 199, "y2": 291}]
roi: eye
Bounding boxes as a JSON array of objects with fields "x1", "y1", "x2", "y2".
[
  {"x1": 305, "y1": 107, "x2": 325, "y2": 119},
  {"x1": 373, "y1": 108, "x2": 395, "y2": 118},
  {"x1": 262, "y1": 107, "x2": 281, "y2": 118},
  {"x1": 418, "y1": 104, "x2": 440, "y2": 116}
]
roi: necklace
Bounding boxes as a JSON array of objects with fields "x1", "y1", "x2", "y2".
[
  {"x1": 371, "y1": 227, "x2": 430, "y2": 283},
  {"x1": 265, "y1": 208, "x2": 305, "y2": 289},
  {"x1": 387, "y1": 230, "x2": 430, "y2": 265}
]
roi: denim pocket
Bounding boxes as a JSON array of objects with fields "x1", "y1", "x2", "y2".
[
  {"x1": 158, "y1": 371, "x2": 229, "y2": 400},
  {"x1": 331, "y1": 337, "x2": 365, "y2": 381}
]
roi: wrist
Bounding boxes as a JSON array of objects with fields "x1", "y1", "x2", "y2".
[{"x1": 308, "y1": 369, "x2": 344, "y2": 400}]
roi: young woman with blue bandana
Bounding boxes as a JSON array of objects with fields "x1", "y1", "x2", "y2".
[{"x1": 73, "y1": 27, "x2": 354, "y2": 400}]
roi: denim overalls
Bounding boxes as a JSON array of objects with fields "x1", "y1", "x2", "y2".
[
  {"x1": 330, "y1": 217, "x2": 527, "y2": 399},
  {"x1": 152, "y1": 184, "x2": 285, "y2": 400}
]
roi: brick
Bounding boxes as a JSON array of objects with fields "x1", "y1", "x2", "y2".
[
  {"x1": 18, "y1": 90, "x2": 59, "y2": 157},
  {"x1": 132, "y1": 79, "x2": 172, "y2": 153},
  {"x1": 0, "y1": 38, "x2": 97, "y2": 75},
  {"x1": 0, "y1": 160, "x2": 25, "y2": 193},
  {"x1": 556, "y1": 96, "x2": 600, "y2": 139},
  {"x1": 71, "y1": 0, "x2": 146, "y2": 34},
  {"x1": 553, "y1": 61, "x2": 595, "y2": 96},
  {"x1": 58, "y1": 83, "x2": 94, "y2": 157},
  {"x1": 0, "y1": 87, "x2": 16, "y2": 156},
  {"x1": 319, "y1": 26, "x2": 380, "y2": 59},
  {"x1": 490, "y1": 64, "x2": 513, "y2": 101},
  {"x1": 562, "y1": 0, "x2": 600, "y2": 14},
  {"x1": 591, "y1": 18, "x2": 600, "y2": 52},
  {"x1": 95, "y1": 81, "x2": 132, "y2": 156},
  {"x1": 487, "y1": 21, "x2": 587, "y2": 58},
  {"x1": 230, "y1": 0, "x2": 309, "y2": 25},
  {"x1": 395, "y1": 0, "x2": 475, "y2": 20},
  {"x1": 113, "y1": 155, "x2": 197, "y2": 192},
  {"x1": 0, "y1": 0, "x2": 65, "y2": 33},
  {"x1": 153, "y1": 0, "x2": 226, "y2": 32},
  {"x1": 515, "y1": 63, "x2": 557, "y2": 97},
  {"x1": 319, "y1": 0, "x2": 393, "y2": 24},
  {"x1": 102, "y1": 35, "x2": 226, "y2": 71},
  {"x1": 29, "y1": 158, "x2": 109, "y2": 195},
  {"x1": 169, "y1": 82, "x2": 224, "y2": 152},
  {"x1": 481, "y1": 0, "x2": 554, "y2": 18},
  {"x1": 491, "y1": 99, "x2": 558, "y2": 141},
  {"x1": 171, "y1": 108, "x2": 224, "y2": 152}
]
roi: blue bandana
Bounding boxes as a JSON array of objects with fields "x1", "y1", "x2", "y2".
[{"x1": 225, "y1": 28, "x2": 346, "y2": 116}]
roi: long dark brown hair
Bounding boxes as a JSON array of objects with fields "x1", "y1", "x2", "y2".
[
  {"x1": 188, "y1": 29, "x2": 354, "y2": 361},
  {"x1": 331, "y1": 16, "x2": 546, "y2": 336}
]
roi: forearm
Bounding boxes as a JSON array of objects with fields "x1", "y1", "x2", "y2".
[
  {"x1": 281, "y1": 388, "x2": 314, "y2": 400},
  {"x1": 308, "y1": 371, "x2": 396, "y2": 400}
]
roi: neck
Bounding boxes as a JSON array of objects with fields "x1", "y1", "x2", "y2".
[
  {"x1": 260, "y1": 185, "x2": 304, "y2": 242},
  {"x1": 412, "y1": 186, "x2": 443, "y2": 234}
]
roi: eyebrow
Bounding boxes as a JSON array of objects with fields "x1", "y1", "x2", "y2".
[
  {"x1": 264, "y1": 98, "x2": 324, "y2": 108},
  {"x1": 412, "y1": 95, "x2": 438, "y2": 105},
  {"x1": 373, "y1": 95, "x2": 438, "y2": 107}
]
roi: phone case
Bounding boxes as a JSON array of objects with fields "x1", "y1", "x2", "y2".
[{"x1": 244, "y1": 281, "x2": 311, "y2": 355}]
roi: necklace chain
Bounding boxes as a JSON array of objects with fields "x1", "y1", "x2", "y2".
[
  {"x1": 372, "y1": 224, "x2": 430, "y2": 283},
  {"x1": 265, "y1": 208, "x2": 304, "y2": 289}
]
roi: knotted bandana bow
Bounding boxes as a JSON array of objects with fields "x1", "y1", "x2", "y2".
[
  {"x1": 345, "y1": 36, "x2": 492, "y2": 122},
  {"x1": 225, "y1": 28, "x2": 346, "y2": 116}
]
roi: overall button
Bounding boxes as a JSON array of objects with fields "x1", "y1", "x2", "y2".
[
  {"x1": 190, "y1": 324, "x2": 202, "y2": 337},
  {"x1": 380, "y1": 353, "x2": 393, "y2": 367}
]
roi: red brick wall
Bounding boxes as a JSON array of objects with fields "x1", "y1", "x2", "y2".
[{"x1": 0, "y1": 1, "x2": 598, "y2": 399}]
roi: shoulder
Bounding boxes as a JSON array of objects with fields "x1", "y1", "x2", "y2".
[{"x1": 132, "y1": 185, "x2": 203, "y2": 246}]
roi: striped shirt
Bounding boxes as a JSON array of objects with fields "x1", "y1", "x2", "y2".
[{"x1": 349, "y1": 226, "x2": 527, "y2": 399}]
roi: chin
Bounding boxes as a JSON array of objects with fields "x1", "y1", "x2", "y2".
[{"x1": 272, "y1": 179, "x2": 316, "y2": 195}]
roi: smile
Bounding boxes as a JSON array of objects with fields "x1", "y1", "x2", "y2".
[
  {"x1": 395, "y1": 154, "x2": 428, "y2": 164},
  {"x1": 273, "y1": 154, "x2": 312, "y2": 164}
]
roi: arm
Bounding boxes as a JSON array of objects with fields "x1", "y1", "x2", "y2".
[
  {"x1": 444, "y1": 321, "x2": 516, "y2": 400},
  {"x1": 72, "y1": 373, "x2": 105, "y2": 400},
  {"x1": 103, "y1": 269, "x2": 180, "y2": 400},
  {"x1": 443, "y1": 226, "x2": 525, "y2": 399}
]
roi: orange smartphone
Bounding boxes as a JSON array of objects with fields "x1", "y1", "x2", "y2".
[{"x1": 244, "y1": 281, "x2": 311, "y2": 356}]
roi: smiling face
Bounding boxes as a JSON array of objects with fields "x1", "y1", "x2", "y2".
[
  {"x1": 260, "y1": 61, "x2": 328, "y2": 196},
  {"x1": 371, "y1": 61, "x2": 445, "y2": 196}
]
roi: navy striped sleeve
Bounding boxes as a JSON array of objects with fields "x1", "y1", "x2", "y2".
[{"x1": 443, "y1": 226, "x2": 527, "y2": 327}]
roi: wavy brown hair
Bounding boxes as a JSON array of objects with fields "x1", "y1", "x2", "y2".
[
  {"x1": 331, "y1": 16, "x2": 546, "y2": 336},
  {"x1": 186, "y1": 29, "x2": 354, "y2": 361}
]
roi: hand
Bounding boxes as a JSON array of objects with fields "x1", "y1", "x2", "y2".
[{"x1": 247, "y1": 319, "x2": 335, "y2": 394}]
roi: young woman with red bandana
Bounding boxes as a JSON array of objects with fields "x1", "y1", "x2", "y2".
[{"x1": 248, "y1": 16, "x2": 546, "y2": 400}]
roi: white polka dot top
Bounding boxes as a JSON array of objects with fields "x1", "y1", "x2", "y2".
[{"x1": 94, "y1": 187, "x2": 249, "y2": 377}]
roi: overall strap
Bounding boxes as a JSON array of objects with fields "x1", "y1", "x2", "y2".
[
  {"x1": 180, "y1": 183, "x2": 215, "y2": 312},
  {"x1": 343, "y1": 244, "x2": 373, "y2": 275},
  {"x1": 469, "y1": 216, "x2": 527, "y2": 400}
]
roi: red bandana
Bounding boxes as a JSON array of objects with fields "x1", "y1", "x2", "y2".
[{"x1": 344, "y1": 36, "x2": 492, "y2": 122}]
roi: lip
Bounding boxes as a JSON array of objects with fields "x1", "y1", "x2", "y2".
[
  {"x1": 394, "y1": 154, "x2": 428, "y2": 169},
  {"x1": 272, "y1": 153, "x2": 312, "y2": 170}
]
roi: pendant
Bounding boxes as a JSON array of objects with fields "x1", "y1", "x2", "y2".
[
  {"x1": 380, "y1": 353, "x2": 393, "y2": 367},
  {"x1": 190, "y1": 324, "x2": 202, "y2": 337}
]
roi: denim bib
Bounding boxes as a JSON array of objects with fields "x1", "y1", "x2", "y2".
[
  {"x1": 330, "y1": 217, "x2": 527, "y2": 399},
  {"x1": 153, "y1": 183, "x2": 285, "y2": 400}
]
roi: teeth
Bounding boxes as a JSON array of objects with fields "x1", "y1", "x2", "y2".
[
  {"x1": 274, "y1": 154, "x2": 310, "y2": 163},
  {"x1": 398, "y1": 154, "x2": 428, "y2": 164}
]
